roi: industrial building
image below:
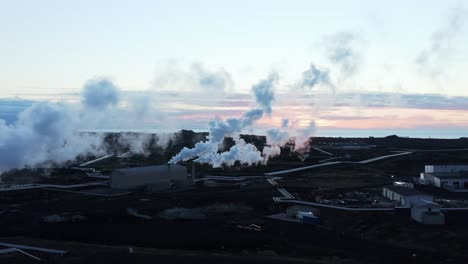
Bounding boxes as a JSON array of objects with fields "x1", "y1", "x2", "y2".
[
  {"x1": 314, "y1": 140, "x2": 375, "y2": 150},
  {"x1": 410, "y1": 199, "x2": 445, "y2": 225},
  {"x1": 382, "y1": 185, "x2": 433, "y2": 208},
  {"x1": 420, "y1": 165, "x2": 468, "y2": 190},
  {"x1": 110, "y1": 164, "x2": 189, "y2": 190}
]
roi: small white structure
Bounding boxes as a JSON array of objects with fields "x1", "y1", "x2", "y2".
[
  {"x1": 393, "y1": 181, "x2": 414, "y2": 188},
  {"x1": 382, "y1": 185, "x2": 433, "y2": 208},
  {"x1": 420, "y1": 165, "x2": 468, "y2": 189},
  {"x1": 410, "y1": 199, "x2": 444, "y2": 225},
  {"x1": 286, "y1": 206, "x2": 320, "y2": 218},
  {"x1": 297, "y1": 211, "x2": 314, "y2": 220}
]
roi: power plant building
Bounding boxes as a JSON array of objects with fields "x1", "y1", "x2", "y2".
[
  {"x1": 420, "y1": 165, "x2": 468, "y2": 190},
  {"x1": 110, "y1": 164, "x2": 189, "y2": 190},
  {"x1": 382, "y1": 185, "x2": 433, "y2": 208},
  {"x1": 410, "y1": 199, "x2": 444, "y2": 225}
]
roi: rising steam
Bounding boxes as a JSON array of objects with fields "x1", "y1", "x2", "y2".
[
  {"x1": 0, "y1": 78, "x2": 165, "y2": 173},
  {"x1": 169, "y1": 62, "x2": 333, "y2": 167},
  {"x1": 169, "y1": 73, "x2": 279, "y2": 167},
  {"x1": 1, "y1": 61, "x2": 336, "y2": 172},
  {"x1": 0, "y1": 101, "x2": 105, "y2": 172}
]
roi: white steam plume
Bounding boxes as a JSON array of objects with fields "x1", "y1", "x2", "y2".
[
  {"x1": 267, "y1": 63, "x2": 334, "y2": 151},
  {"x1": 299, "y1": 63, "x2": 335, "y2": 92},
  {"x1": 0, "y1": 102, "x2": 105, "y2": 172},
  {"x1": 171, "y1": 63, "x2": 335, "y2": 168},
  {"x1": 252, "y1": 73, "x2": 278, "y2": 115},
  {"x1": 194, "y1": 139, "x2": 264, "y2": 168},
  {"x1": 169, "y1": 73, "x2": 280, "y2": 167},
  {"x1": 323, "y1": 31, "x2": 365, "y2": 78},
  {"x1": 415, "y1": 8, "x2": 467, "y2": 78},
  {"x1": 208, "y1": 108, "x2": 264, "y2": 143},
  {"x1": 0, "y1": 78, "x2": 166, "y2": 173},
  {"x1": 82, "y1": 78, "x2": 120, "y2": 110}
]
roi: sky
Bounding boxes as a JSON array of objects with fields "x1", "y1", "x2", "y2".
[{"x1": 1, "y1": 0, "x2": 468, "y2": 137}]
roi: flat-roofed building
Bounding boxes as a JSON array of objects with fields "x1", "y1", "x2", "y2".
[
  {"x1": 110, "y1": 164, "x2": 188, "y2": 190},
  {"x1": 382, "y1": 185, "x2": 433, "y2": 208},
  {"x1": 410, "y1": 199, "x2": 444, "y2": 225},
  {"x1": 420, "y1": 165, "x2": 468, "y2": 189},
  {"x1": 424, "y1": 165, "x2": 468, "y2": 173}
]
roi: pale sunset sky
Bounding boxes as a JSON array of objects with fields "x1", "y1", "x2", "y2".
[{"x1": 1, "y1": 0, "x2": 468, "y2": 137}]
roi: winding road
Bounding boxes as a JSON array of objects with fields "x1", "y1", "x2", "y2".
[{"x1": 265, "y1": 151, "x2": 413, "y2": 176}]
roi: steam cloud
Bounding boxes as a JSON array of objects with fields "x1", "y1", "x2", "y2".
[
  {"x1": 1, "y1": 61, "x2": 335, "y2": 172},
  {"x1": 194, "y1": 64, "x2": 233, "y2": 91},
  {"x1": 0, "y1": 102, "x2": 105, "y2": 172},
  {"x1": 169, "y1": 73, "x2": 281, "y2": 167},
  {"x1": 323, "y1": 32, "x2": 364, "y2": 77},
  {"x1": 0, "y1": 78, "x2": 166, "y2": 173},
  {"x1": 208, "y1": 109, "x2": 264, "y2": 143},
  {"x1": 252, "y1": 73, "x2": 278, "y2": 115},
  {"x1": 415, "y1": 8, "x2": 467, "y2": 77},
  {"x1": 265, "y1": 63, "x2": 335, "y2": 151},
  {"x1": 300, "y1": 64, "x2": 335, "y2": 92},
  {"x1": 153, "y1": 63, "x2": 234, "y2": 92},
  {"x1": 82, "y1": 78, "x2": 120, "y2": 110},
  {"x1": 194, "y1": 139, "x2": 264, "y2": 168},
  {"x1": 170, "y1": 62, "x2": 331, "y2": 167}
]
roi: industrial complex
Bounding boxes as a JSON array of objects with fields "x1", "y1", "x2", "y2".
[{"x1": 2, "y1": 133, "x2": 468, "y2": 263}]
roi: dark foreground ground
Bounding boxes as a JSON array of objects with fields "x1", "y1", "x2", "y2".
[{"x1": 2, "y1": 184, "x2": 468, "y2": 264}]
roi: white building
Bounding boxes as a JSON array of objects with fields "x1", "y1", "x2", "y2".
[
  {"x1": 382, "y1": 185, "x2": 433, "y2": 208},
  {"x1": 424, "y1": 165, "x2": 468, "y2": 173},
  {"x1": 420, "y1": 165, "x2": 468, "y2": 189},
  {"x1": 410, "y1": 199, "x2": 444, "y2": 225},
  {"x1": 110, "y1": 164, "x2": 188, "y2": 190}
]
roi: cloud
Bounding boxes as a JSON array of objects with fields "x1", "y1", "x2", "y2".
[
  {"x1": 336, "y1": 92, "x2": 468, "y2": 111},
  {"x1": 0, "y1": 78, "x2": 172, "y2": 173},
  {"x1": 295, "y1": 120, "x2": 316, "y2": 150},
  {"x1": 116, "y1": 133, "x2": 174, "y2": 156},
  {"x1": 323, "y1": 31, "x2": 364, "y2": 77},
  {"x1": 0, "y1": 99, "x2": 35, "y2": 125},
  {"x1": 252, "y1": 73, "x2": 278, "y2": 115},
  {"x1": 193, "y1": 64, "x2": 234, "y2": 91},
  {"x1": 0, "y1": 102, "x2": 105, "y2": 172},
  {"x1": 82, "y1": 78, "x2": 120, "y2": 110},
  {"x1": 194, "y1": 139, "x2": 264, "y2": 168},
  {"x1": 299, "y1": 64, "x2": 335, "y2": 92},
  {"x1": 169, "y1": 141, "x2": 218, "y2": 164},
  {"x1": 169, "y1": 72, "x2": 279, "y2": 167},
  {"x1": 208, "y1": 108, "x2": 264, "y2": 143},
  {"x1": 266, "y1": 128, "x2": 290, "y2": 146},
  {"x1": 153, "y1": 62, "x2": 234, "y2": 93},
  {"x1": 415, "y1": 8, "x2": 467, "y2": 77},
  {"x1": 262, "y1": 145, "x2": 281, "y2": 161},
  {"x1": 9, "y1": 57, "x2": 468, "y2": 173}
]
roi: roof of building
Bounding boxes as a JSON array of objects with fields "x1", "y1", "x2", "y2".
[
  {"x1": 426, "y1": 165, "x2": 468, "y2": 168},
  {"x1": 384, "y1": 185, "x2": 427, "y2": 196},
  {"x1": 411, "y1": 199, "x2": 440, "y2": 208},
  {"x1": 113, "y1": 164, "x2": 186, "y2": 178},
  {"x1": 425, "y1": 172, "x2": 468, "y2": 179}
]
